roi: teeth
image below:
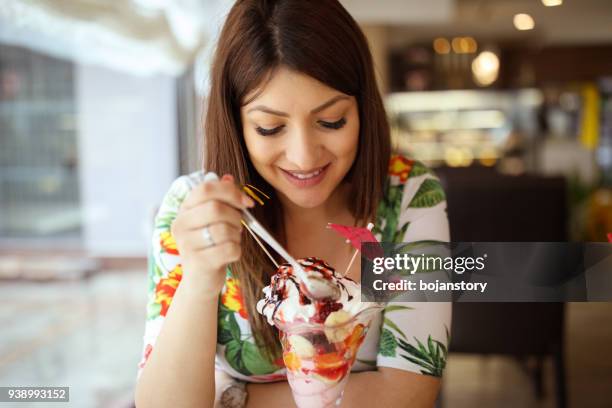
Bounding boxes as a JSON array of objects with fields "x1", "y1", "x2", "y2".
[{"x1": 290, "y1": 167, "x2": 324, "y2": 179}]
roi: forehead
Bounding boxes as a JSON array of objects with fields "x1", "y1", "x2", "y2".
[{"x1": 243, "y1": 66, "x2": 345, "y2": 109}]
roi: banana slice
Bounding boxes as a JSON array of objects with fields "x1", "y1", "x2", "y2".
[
  {"x1": 324, "y1": 310, "x2": 352, "y2": 343},
  {"x1": 288, "y1": 334, "x2": 315, "y2": 358},
  {"x1": 324, "y1": 310, "x2": 351, "y2": 326}
]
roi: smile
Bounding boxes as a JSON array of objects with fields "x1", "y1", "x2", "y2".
[
  {"x1": 286, "y1": 166, "x2": 326, "y2": 179},
  {"x1": 280, "y1": 163, "x2": 331, "y2": 187}
]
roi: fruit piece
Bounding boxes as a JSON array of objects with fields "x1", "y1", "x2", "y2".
[
  {"x1": 345, "y1": 324, "x2": 366, "y2": 355},
  {"x1": 288, "y1": 334, "x2": 315, "y2": 358},
  {"x1": 324, "y1": 309, "x2": 351, "y2": 326},
  {"x1": 344, "y1": 324, "x2": 365, "y2": 347},
  {"x1": 324, "y1": 310, "x2": 352, "y2": 342},
  {"x1": 283, "y1": 351, "x2": 301, "y2": 371},
  {"x1": 313, "y1": 364, "x2": 349, "y2": 384},
  {"x1": 313, "y1": 352, "x2": 345, "y2": 370}
]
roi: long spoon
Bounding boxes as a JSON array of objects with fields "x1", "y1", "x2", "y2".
[{"x1": 203, "y1": 172, "x2": 341, "y2": 301}]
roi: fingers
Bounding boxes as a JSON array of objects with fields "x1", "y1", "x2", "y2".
[
  {"x1": 184, "y1": 222, "x2": 242, "y2": 251},
  {"x1": 181, "y1": 174, "x2": 255, "y2": 212},
  {"x1": 169, "y1": 173, "x2": 254, "y2": 278},
  {"x1": 179, "y1": 201, "x2": 244, "y2": 230},
  {"x1": 187, "y1": 241, "x2": 243, "y2": 270}
]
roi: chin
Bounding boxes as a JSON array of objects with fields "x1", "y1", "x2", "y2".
[{"x1": 285, "y1": 193, "x2": 329, "y2": 209}]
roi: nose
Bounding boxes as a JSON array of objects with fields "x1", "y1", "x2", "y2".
[{"x1": 284, "y1": 125, "x2": 322, "y2": 170}]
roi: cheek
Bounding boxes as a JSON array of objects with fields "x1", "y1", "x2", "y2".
[
  {"x1": 244, "y1": 130, "x2": 277, "y2": 165},
  {"x1": 329, "y1": 120, "x2": 359, "y2": 160}
]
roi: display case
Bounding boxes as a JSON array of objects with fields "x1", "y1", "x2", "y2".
[{"x1": 385, "y1": 89, "x2": 543, "y2": 169}]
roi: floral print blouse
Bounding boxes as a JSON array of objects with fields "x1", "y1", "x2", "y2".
[{"x1": 137, "y1": 154, "x2": 452, "y2": 382}]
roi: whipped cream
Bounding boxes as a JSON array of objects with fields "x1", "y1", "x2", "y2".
[{"x1": 256, "y1": 257, "x2": 370, "y2": 326}]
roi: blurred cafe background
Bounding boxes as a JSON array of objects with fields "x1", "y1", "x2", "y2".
[{"x1": 0, "y1": 0, "x2": 611, "y2": 407}]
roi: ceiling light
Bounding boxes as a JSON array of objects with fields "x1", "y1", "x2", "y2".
[
  {"x1": 451, "y1": 37, "x2": 462, "y2": 53},
  {"x1": 472, "y1": 51, "x2": 500, "y2": 86},
  {"x1": 542, "y1": 0, "x2": 563, "y2": 6},
  {"x1": 450, "y1": 37, "x2": 478, "y2": 54},
  {"x1": 463, "y1": 37, "x2": 478, "y2": 53},
  {"x1": 513, "y1": 13, "x2": 535, "y2": 30},
  {"x1": 433, "y1": 38, "x2": 451, "y2": 54}
]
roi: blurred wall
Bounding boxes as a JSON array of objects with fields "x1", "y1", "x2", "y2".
[
  {"x1": 361, "y1": 24, "x2": 390, "y2": 94},
  {"x1": 75, "y1": 64, "x2": 178, "y2": 257}
]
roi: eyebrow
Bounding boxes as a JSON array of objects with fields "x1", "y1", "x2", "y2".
[{"x1": 246, "y1": 95, "x2": 350, "y2": 117}]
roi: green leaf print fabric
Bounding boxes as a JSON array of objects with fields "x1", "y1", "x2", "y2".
[
  {"x1": 373, "y1": 155, "x2": 451, "y2": 377},
  {"x1": 136, "y1": 154, "x2": 451, "y2": 383}
]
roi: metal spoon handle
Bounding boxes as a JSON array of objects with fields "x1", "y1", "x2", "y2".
[
  {"x1": 204, "y1": 172, "x2": 337, "y2": 299},
  {"x1": 241, "y1": 209, "x2": 340, "y2": 300},
  {"x1": 203, "y1": 172, "x2": 305, "y2": 278},
  {"x1": 240, "y1": 209, "x2": 309, "y2": 282}
]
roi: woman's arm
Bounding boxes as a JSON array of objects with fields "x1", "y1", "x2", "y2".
[
  {"x1": 135, "y1": 172, "x2": 253, "y2": 408},
  {"x1": 246, "y1": 368, "x2": 440, "y2": 408},
  {"x1": 134, "y1": 281, "x2": 219, "y2": 408}
]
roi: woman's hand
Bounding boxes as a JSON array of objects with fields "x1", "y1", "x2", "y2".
[{"x1": 170, "y1": 173, "x2": 255, "y2": 298}]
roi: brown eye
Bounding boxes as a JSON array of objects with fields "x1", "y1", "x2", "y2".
[
  {"x1": 318, "y1": 117, "x2": 346, "y2": 130},
  {"x1": 255, "y1": 125, "x2": 284, "y2": 136}
]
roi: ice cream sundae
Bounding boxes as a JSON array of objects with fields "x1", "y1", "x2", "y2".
[{"x1": 257, "y1": 257, "x2": 381, "y2": 408}]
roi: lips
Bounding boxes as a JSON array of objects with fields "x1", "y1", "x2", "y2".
[
  {"x1": 284, "y1": 165, "x2": 327, "y2": 179},
  {"x1": 280, "y1": 163, "x2": 331, "y2": 187}
]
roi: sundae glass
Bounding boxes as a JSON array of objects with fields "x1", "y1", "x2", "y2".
[{"x1": 257, "y1": 258, "x2": 382, "y2": 408}]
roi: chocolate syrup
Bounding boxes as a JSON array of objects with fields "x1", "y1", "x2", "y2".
[{"x1": 263, "y1": 257, "x2": 351, "y2": 324}]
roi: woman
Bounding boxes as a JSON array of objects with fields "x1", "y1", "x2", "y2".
[{"x1": 135, "y1": 0, "x2": 451, "y2": 407}]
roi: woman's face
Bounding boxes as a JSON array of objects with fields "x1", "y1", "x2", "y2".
[{"x1": 241, "y1": 66, "x2": 359, "y2": 209}]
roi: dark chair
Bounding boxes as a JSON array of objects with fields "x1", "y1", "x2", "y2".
[{"x1": 436, "y1": 166, "x2": 568, "y2": 408}]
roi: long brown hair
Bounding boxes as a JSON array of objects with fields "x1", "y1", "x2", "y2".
[{"x1": 203, "y1": 0, "x2": 391, "y2": 360}]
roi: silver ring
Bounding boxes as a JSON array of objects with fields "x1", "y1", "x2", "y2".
[{"x1": 201, "y1": 225, "x2": 215, "y2": 247}]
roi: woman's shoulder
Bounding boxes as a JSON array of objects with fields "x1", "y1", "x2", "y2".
[
  {"x1": 153, "y1": 170, "x2": 211, "y2": 227},
  {"x1": 384, "y1": 154, "x2": 445, "y2": 204},
  {"x1": 157, "y1": 170, "x2": 207, "y2": 211},
  {"x1": 385, "y1": 154, "x2": 436, "y2": 187},
  {"x1": 375, "y1": 154, "x2": 448, "y2": 242},
  {"x1": 151, "y1": 170, "x2": 207, "y2": 268},
  {"x1": 383, "y1": 154, "x2": 445, "y2": 207}
]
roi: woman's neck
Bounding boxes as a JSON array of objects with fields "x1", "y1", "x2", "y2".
[
  {"x1": 278, "y1": 182, "x2": 361, "y2": 271},
  {"x1": 281, "y1": 184, "x2": 349, "y2": 225},
  {"x1": 279, "y1": 182, "x2": 353, "y2": 234}
]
